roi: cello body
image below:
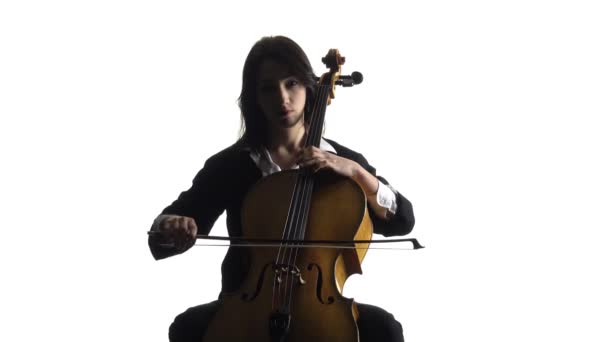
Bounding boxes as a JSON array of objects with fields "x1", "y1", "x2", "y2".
[{"x1": 202, "y1": 170, "x2": 373, "y2": 342}]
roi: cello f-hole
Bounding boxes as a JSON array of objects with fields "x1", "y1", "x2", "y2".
[{"x1": 308, "y1": 263, "x2": 335, "y2": 304}]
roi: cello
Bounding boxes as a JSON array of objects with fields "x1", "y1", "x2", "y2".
[{"x1": 202, "y1": 49, "x2": 372, "y2": 342}]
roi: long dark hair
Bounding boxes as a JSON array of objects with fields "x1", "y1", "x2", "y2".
[{"x1": 237, "y1": 36, "x2": 317, "y2": 149}]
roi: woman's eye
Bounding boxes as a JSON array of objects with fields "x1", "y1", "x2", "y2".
[{"x1": 286, "y1": 79, "x2": 299, "y2": 88}]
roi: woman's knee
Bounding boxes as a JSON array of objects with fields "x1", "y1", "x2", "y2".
[
  {"x1": 169, "y1": 301, "x2": 220, "y2": 342},
  {"x1": 357, "y1": 303, "x2": 404, "y2": 342}
]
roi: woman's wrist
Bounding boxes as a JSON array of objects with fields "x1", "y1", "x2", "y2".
[{"x1": 351, "y1": 162, "x2": 379, "y2": 197}]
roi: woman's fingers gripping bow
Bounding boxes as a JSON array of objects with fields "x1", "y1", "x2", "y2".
[{"x1": 159, "y1": 215, "x2": 198, "y2": 252}]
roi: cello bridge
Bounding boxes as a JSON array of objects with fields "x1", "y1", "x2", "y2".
[{"x1": 273, "y1": 264, "x2": 306, "y2": 285}]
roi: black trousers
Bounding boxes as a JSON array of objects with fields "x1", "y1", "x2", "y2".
[{"x1": 169, "y1": 300, "x2": 404, "y2": 342}]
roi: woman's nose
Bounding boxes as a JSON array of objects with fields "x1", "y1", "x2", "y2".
[{"x1": 278, "y1": 84, "x2": 290, "y2": 104}]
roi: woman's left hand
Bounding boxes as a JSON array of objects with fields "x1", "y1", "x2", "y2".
[{"x1": 297, "y1": 146, "x2": 359, "y2": 177}]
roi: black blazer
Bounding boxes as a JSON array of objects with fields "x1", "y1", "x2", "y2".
[{"x1": 149, "y1": 138, "x2": 415, "y2": 293}]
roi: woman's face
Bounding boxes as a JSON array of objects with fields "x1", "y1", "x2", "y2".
[{"x1": 256, "y1": 59, "x2": 307, "y2": 131}]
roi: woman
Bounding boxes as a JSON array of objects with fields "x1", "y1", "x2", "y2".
[{"x1": 149, "y1": 35, "x2": 415, "y2": 342}]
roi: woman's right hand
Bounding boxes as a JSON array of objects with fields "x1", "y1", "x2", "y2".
[{"x1": 157, "y1": 215, "x2": 198, "y2": 252}]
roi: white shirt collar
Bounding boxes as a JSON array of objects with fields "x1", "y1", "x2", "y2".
[{"x1": 249, "y1": 138, "x2": 336, "y2": 176}]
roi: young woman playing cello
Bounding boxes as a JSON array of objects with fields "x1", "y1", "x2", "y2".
[{"x1": 148, "y1": 35, "x2": 415, "y2": 342}]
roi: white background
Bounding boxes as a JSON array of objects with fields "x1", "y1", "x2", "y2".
[{"x1": 1, "y1": 1, "x2": 607, "y2": 341}]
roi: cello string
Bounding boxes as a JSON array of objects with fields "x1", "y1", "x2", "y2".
[
  {"x1": 288, "y1": 81, "x2": 340, "y2": 309},
  {"x1": 279, "y1": 172, "x2": 305, "y2": 311},
  {"x1": 285, "y1": 82, "x2": 329, "y2": 312},
  {"x1": 286, "y1": 173, "x2": 315, "y2": 311},
  {"x1": 280, "y1": 82, "x2": 322, "y2": 312},
  {"x1": 271, "y1": 84, "x2": 321, "y2": 311},
  {"x1": 281, "y1": 129, "x2": 314, "y2": 310},
  {"x1": 276, "y1": 114, "x2": 322, "y2": 311},
  {"x1": 288, "y1": 83, "x2": 330, "y2": 308},
  {"x1": 274, "y1": 162, "x2": 309, "y2": 312},
  {"x1": 283, "y1": 156, "x2": 318, "y2": 309},
  {"x1": 282, "y1": 81, "x2": 327, "y2": 311},
  {"x1": 274, "y1": 78, "x2": 328, "y2": 310}
]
